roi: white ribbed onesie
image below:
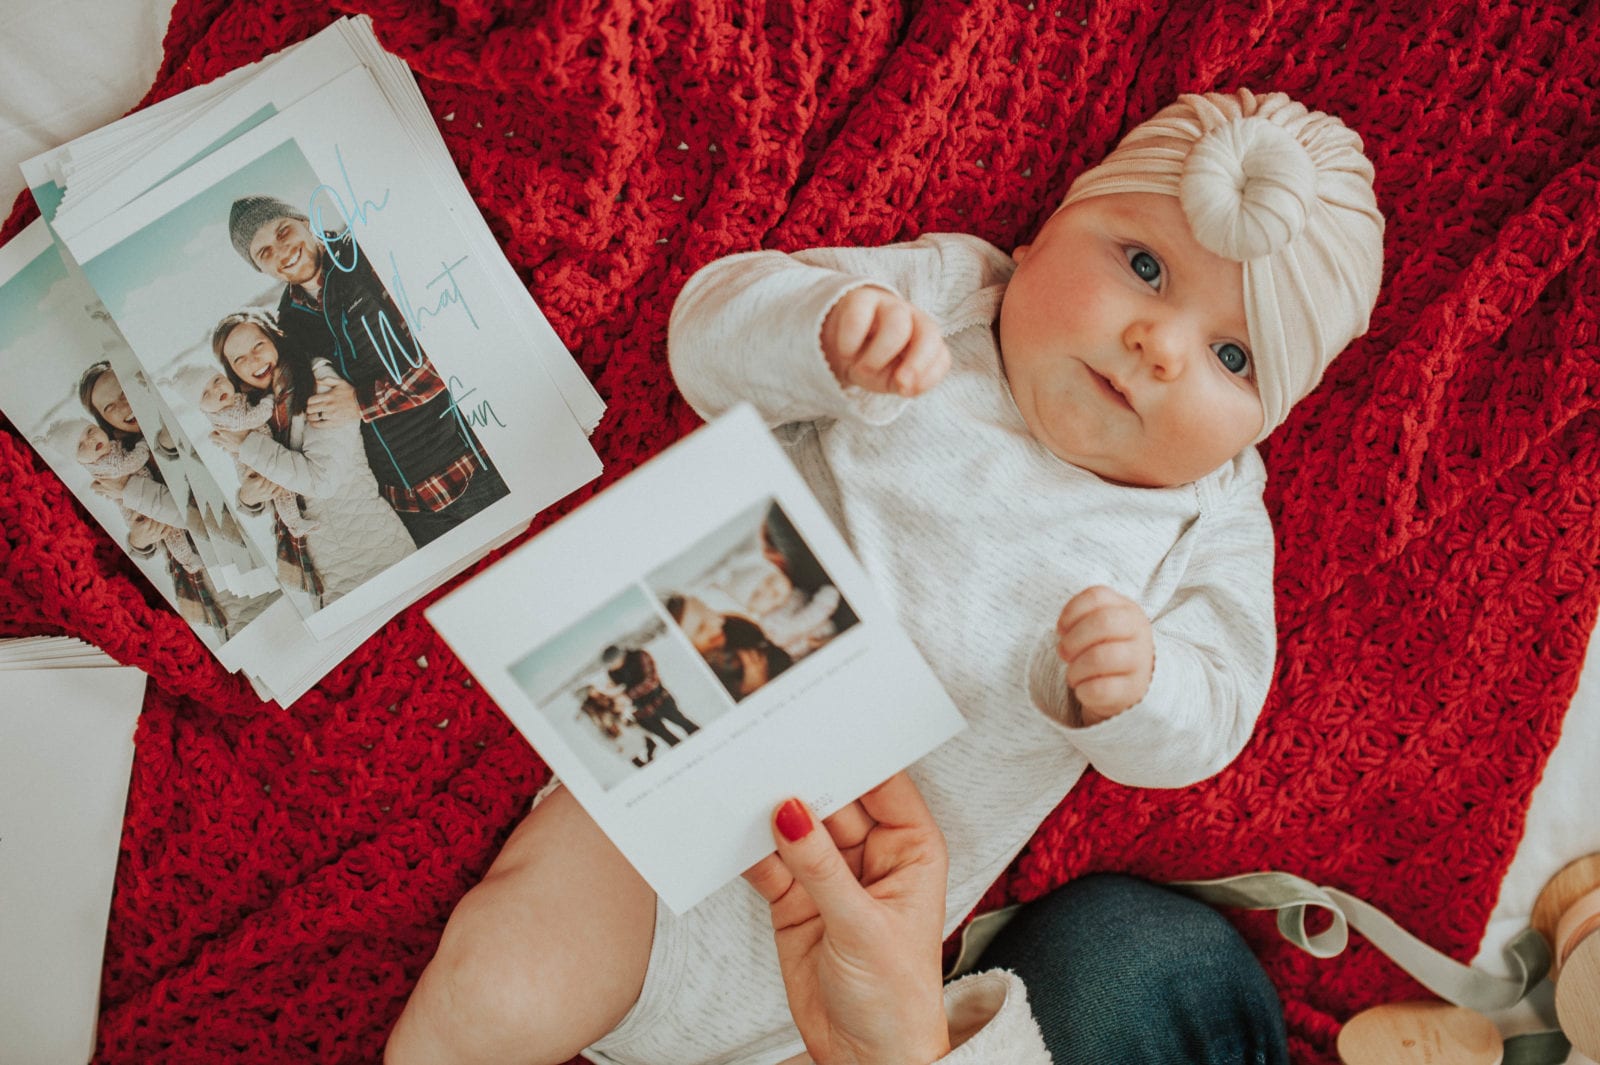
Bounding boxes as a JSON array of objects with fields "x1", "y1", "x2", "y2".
[{"x1": 585, "y1": 233, "x2": 1277, "y2": 1065}]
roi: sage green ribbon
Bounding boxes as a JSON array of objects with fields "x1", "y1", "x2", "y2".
[
  {"x1": 946, "y1": 871, "x2": 1572, "y2": 1064},
  {"x1": 1169, "y1": 871, "x2": 1550, "y2": 1011}
]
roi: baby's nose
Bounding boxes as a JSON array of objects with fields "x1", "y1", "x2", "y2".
[{"x1": 1124, "y1": 318, "x2": 1192, "y2": 378}]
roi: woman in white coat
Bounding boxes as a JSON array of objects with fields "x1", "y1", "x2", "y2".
[{"x1": 209, "y1": 308, "x2": 415, "y2": 606}]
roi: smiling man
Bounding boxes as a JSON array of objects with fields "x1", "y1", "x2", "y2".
[{"x1": 227, "y1": 194, "x2": 507, "y2": 547}]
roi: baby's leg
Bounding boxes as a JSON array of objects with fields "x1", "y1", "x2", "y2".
[{"x1": 385, "y1": 786, "x2": 656, "y2": 1065}]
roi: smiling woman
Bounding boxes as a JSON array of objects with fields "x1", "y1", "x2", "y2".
[
  {"x1": 212, "y1": 309, "x2": 312, "y2": 410},
  {"x1": 84, "y1": 363, "x2": 140, "y2": 435},
  {"x1": 71, "y1": 358, "x2": 240, "y2": 635}
]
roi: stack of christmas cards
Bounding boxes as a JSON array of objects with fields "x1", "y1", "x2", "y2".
[
  {"x1": 0, "y1": 637, "x2": 147, "y2": 1065},
  {"x1": 0, "y1": 18, "x2": 604, "y2": 704}
]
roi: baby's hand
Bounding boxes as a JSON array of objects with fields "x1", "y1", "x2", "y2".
[
  {"x1": 821, "y1": 287, "x2": 951, "y2": 398},
  {"x1": 210, "y1": 428, "x2": 249, "y2": 454},
  {"x1": 1055, "y1": 586, "x2": 1154, "y2": 725}
]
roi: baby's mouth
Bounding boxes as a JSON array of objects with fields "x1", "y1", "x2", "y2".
[{"x1": 1088, "y1": 366, "x2": 1133, "y2": 410}]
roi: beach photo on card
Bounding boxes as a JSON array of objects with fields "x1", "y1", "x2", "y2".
[
  {"x1": 646, "y1": 499, "x2": 859, "y2": 703},
  {"x1": 508, "y1": 586, "x2": 733, "y2": 792},
  {"x1": 0, "y1": 223, "x2": 278, "y2": 647}
]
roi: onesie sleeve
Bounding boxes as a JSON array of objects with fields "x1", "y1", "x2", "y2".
[
  {"x1": 936, "y1": 970, "x2": 1052, "y2": 1064},
  {"x1": 1034, "y1": 473, "x2": 1278, "y2": 788},
  {"x1": 667, "y1": 234, "x2": 1010, "y2": 428}
]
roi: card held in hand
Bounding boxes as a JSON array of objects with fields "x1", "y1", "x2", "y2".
[{"x1": 427, "y1": 405, "x2": 967, "y2": 913}]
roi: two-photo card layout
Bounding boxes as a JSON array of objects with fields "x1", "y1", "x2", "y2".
[
  {"x1": 430, "y1": 407, "x2": 964, "y2": 913},
  {"x1": 509, "y1": 499, "x2": 861, "y2": 791}
]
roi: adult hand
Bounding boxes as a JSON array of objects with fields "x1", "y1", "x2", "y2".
[
  {"x1": 743, "y1": 772, "x2": 951, "y2": 1065},
  {"x1": 1055, "y1": 585, "x2": 1155, "y2": 725},
  {"x1": 736, "y1": 646, "x2": 772, "y2": 695},
  {"x1": 821, "y1": 287, "x2": 951, "y2": 398},
  {"x1": 305, "y1": 377, "x2": 360, "y2": 428},
  {"x1": 209, "y1": 428, "x2": 249, "y2": 454}
]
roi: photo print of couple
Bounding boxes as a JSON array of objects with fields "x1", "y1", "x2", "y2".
[{"x1": 428, "y1": 406, "x2": 966, "y2": 912}]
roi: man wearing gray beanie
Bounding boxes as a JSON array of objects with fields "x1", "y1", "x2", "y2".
[{"x1": 226, "y1": 194, "x2": 507, "y2": 547}]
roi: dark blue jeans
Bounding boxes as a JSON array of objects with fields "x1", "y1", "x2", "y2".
[{"x1": 973, "y1": 875, "x2": 1290, "y2": 1065}]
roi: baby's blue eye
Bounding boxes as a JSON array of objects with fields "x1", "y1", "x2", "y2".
[
  {"x1": 1213, "y1": 342, "x2": 1250, "y2": 375},
  {"x1": 1128, "y1": 249, "x2": 1162, "y2": 287}
]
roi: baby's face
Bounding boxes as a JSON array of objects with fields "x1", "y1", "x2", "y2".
[
  {"x1": 200, "y1": 373, "x2": 235, "y2": 412},
  {"x1": 76, "y1": 424, "x2": 110, "y2": 464},
  {"x1": 999, "y1": 192, "x2": 1264, "y2": 487}
]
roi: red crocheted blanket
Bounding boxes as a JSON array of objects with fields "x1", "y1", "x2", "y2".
[{"x1": 4, "y1": 2, "x2": 1598, "y2": 1062}]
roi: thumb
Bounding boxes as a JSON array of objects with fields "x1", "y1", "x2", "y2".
[{"x1": 771, "y1": 798, "x2": 871, "y2": 927}]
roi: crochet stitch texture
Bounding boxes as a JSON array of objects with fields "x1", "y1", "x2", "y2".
[{"x1": 2, "y1": 2, "x2": 1598, "y2": 1062}]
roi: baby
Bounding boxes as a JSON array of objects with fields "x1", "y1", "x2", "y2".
[
  {"x1": 73, "y1": 424, "x2": 202, "y2": 574},
  {"x1": 75, "y1": 423, "x2": 148, "y2": 480},
  {"x1": 388, "y1": 89, "x2": 1385, "y2": 1064},
  {"x1": 197, "y1": 371, "x2": 317, "y2": 537}
]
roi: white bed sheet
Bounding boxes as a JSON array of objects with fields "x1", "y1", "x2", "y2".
[
  {"x1": 1, "y1": 3, "x2": 1595, "y2": 1055},
  {"x1": 0, "y1": 0, "x2": 174, "y2": 210}
]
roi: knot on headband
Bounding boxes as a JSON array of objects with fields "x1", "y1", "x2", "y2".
[{"x1": 1180, "y1": 116, "x2": 1318, "y2": 262}]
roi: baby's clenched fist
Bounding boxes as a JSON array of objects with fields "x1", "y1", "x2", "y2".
[
  {"x1": 1055, "y1": 586, "x2": 1155, "y2": 725},
  {"x1": 821, "y1": 286, "x2": 951, "y2": 397}
]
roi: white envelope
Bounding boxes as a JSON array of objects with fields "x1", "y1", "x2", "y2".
[{"x1": 0, "y1": 661, "x2": 147, "y2": 1065}]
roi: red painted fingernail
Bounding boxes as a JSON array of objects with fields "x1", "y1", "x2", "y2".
[{"x1": 775, "y1": 798, "x2": 813, "y2": 842}]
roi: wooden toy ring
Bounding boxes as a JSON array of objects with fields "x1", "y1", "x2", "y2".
[
  {"x1": 1532, "y1": 854, "x2": 1600, "y2": 1061},
  {"x1": 1336, "y1": 1000, "x2": 1503, "y2": 1065}
]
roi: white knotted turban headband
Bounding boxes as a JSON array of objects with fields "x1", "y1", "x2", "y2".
[{"x1": 1061, "y1": 89, "x2": 1386, "y2": 442}]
